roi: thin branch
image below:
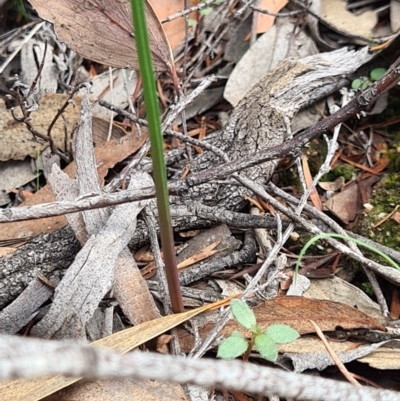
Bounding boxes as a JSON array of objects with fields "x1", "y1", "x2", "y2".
[{"x1": 0, "y1": 335, "x2": 399, "y2": 401}]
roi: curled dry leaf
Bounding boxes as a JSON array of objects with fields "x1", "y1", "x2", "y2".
[{"x1": 28, "y1": 0, "x2": 173, "y2": 71}]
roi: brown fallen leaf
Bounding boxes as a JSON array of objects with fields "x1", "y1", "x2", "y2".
[
  {"x1": 319, "y1": 176, "x2": 345, "y2": 192},
  {"x1": 150, "y1": 0, "x2": 196, "y2": 50},
  {"x1": 320, "y1": 0, "x2": 377, "y2": 39},
  {"x1": 0, "y1": 94, "x2": 81, "y2": 161},
  {"x1": 177, "y1": 240, "x2": 221, "y2": 269},
  {"x1": 42, "y1": 379, "x2": 188, "y2": 401},
  {"x1": 178, "y1": 296, "x2": 386, "y2": 352},
  {"x1": 28, "y1": 0, "x2": 173, "y2": 71},
  {"x1": 256, "y1": 0, "x2": 288, "y2": 34},
  {"x1": 323, "y1": 182, "x2": 360, "y2": 224},
  {"x1": 391, "y1": 211, "x2": 400, "y2": 225},
  {"x1": 0, "y1": 94, "x2": 127, "y2": 162}
]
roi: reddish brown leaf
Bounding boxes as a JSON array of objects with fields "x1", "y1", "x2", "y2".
[
  {"x1": 391, "y1": 211, "x2": 400, "y2": 225},
  {"x1": 150, "y1": 0, "x2": 196, "y2": 50},
  {"x1": 323, "y1": 182, "x2": 360, "y2": 224},
  {"x1": 250, "y1": 296, "x2": 385, "y2": 334},
  {"x1": 28, "y1": 0, "x2": 173, "y2": 71}
]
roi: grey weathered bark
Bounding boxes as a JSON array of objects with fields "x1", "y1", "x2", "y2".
[
  {"x1": 0, "y1": 48, "x2": 373, "y2": 308},
  {"x1": 28, "y1": 96, "x2": 160, "y2": 339}
]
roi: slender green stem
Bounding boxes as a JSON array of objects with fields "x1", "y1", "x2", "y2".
[
  {"x1": 295, "y1": 233, "x2": 400, "y2": 279},
  {"x1": 130, "y1": 0, "x2": 184, "y2": 313}
]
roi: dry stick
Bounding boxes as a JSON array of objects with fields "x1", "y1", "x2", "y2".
[
  {"x1": 251, "y1": 181, "x2": 400, "y2": 285},
  {"x1": 251, "y1": 4, "x2": 305, "y2": 17},
  {"x1": 0, "y1": 21, "x2": 45, "y2": 75},
  {"x1": 143, "y1": 208, "x2": 173, "y2": 315},
  {"x1": 26, "y1": 40, "x2": 48, "y2": 99},
  {"x1": 161, "y1": 0, "x2": 225, "y2": 22},
  {"x1": 309, "y1": 320, "x2": 360, "y2": 386},
  {"x1": 1, "y1": 335, "x2": 399, "y2": 401},
  {"x1": 184, "y1": 56, "x2": 400, "y2": 188},
  {"x1": 0, "y1": 129, "x2": 399, "y2": 285},
  {"x1": 46, "y1": 81, "x2": 91, "y2": 160},
  {"x1": 165, "y1": 132, "x2": 290, "y2": 295}
]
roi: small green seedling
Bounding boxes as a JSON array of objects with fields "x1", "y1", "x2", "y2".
[
  {"x1": 217, "y1": 299, "x2": 299, "y2": 362},
  {"x1": 351, "y1": 67, "x2": 387, "y2": 90}
]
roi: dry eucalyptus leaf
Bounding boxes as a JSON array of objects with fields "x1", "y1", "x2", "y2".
[
  {"x1": 318, "y1": 176, "x2": 345, "y2": 192},
  {"x1": 1, "y1": 94, "x2": 130, "y2": 161},
  {"x1": 88, "y1": 69, "x2": 138, "y2": 120},
  {"x1": 255, "y1": 0, "x2": 288, "y2": 34},
  {"x1": 320, "y1": 0, "x2": 377, "y2": 39},
  {"x1": 92, "y1": 116, "x2": 127, "y2": 145},
  {"x1": 0, "y1": 159, "x2": 36, "y2": 195},
  {"x1": 323, "y1": 182, "x2": 360, "y2": 224},
  {"x1": 42, "y1": 378, "x2": 188, "y2": 401},
  {"x1": 150, "y1": 0, "x2": 196, "y2": 49},
  {"x1": 245, "y1": 296, "x2": 386, "y2": 334},
  {"x1": 28, "y1": 0, "x2": 173, "y2": 71},
  {"x1": 358, "y1": 345, "x2": 400, "y2": 370},
  {"x1": 391, "y1": 0, "x2": 400, "y2": 33},
  {"x1": 0, "y1": 94, "x2": 82, "y2": 161},
  {"x1": 304, "y1": 276, "x2": 387, "y2": 326}
]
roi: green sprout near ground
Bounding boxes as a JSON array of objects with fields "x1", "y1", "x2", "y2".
[
  {"x1": 217, "y1": 299, "x2": 299, "y2": 362},
  {"x1": 352, "y1": 67, "x2": 387, "y2": 90}
]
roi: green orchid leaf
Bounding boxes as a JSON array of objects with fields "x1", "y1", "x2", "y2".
[
  {"x1": 255, "y1": 334, "x2": 278, "y2": 362},
  {"x1": 230, "y1": 299, "x2": 256, "y2": 330},
  {"x1": 265, "y1": 324, "x2": 300, "y2": 344},
  {"x1": 351, "y1": 78, "x2": 361, "y2": 90},
  {"x1": 370, "y1": 68, "x2": 386, "y2": 82},
  {"x1": 230, "y1": 330, "x2": 245, "y2": 338},
  {"x1": 217, "y1": 334, "x2": 248, "y2": 359}
]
